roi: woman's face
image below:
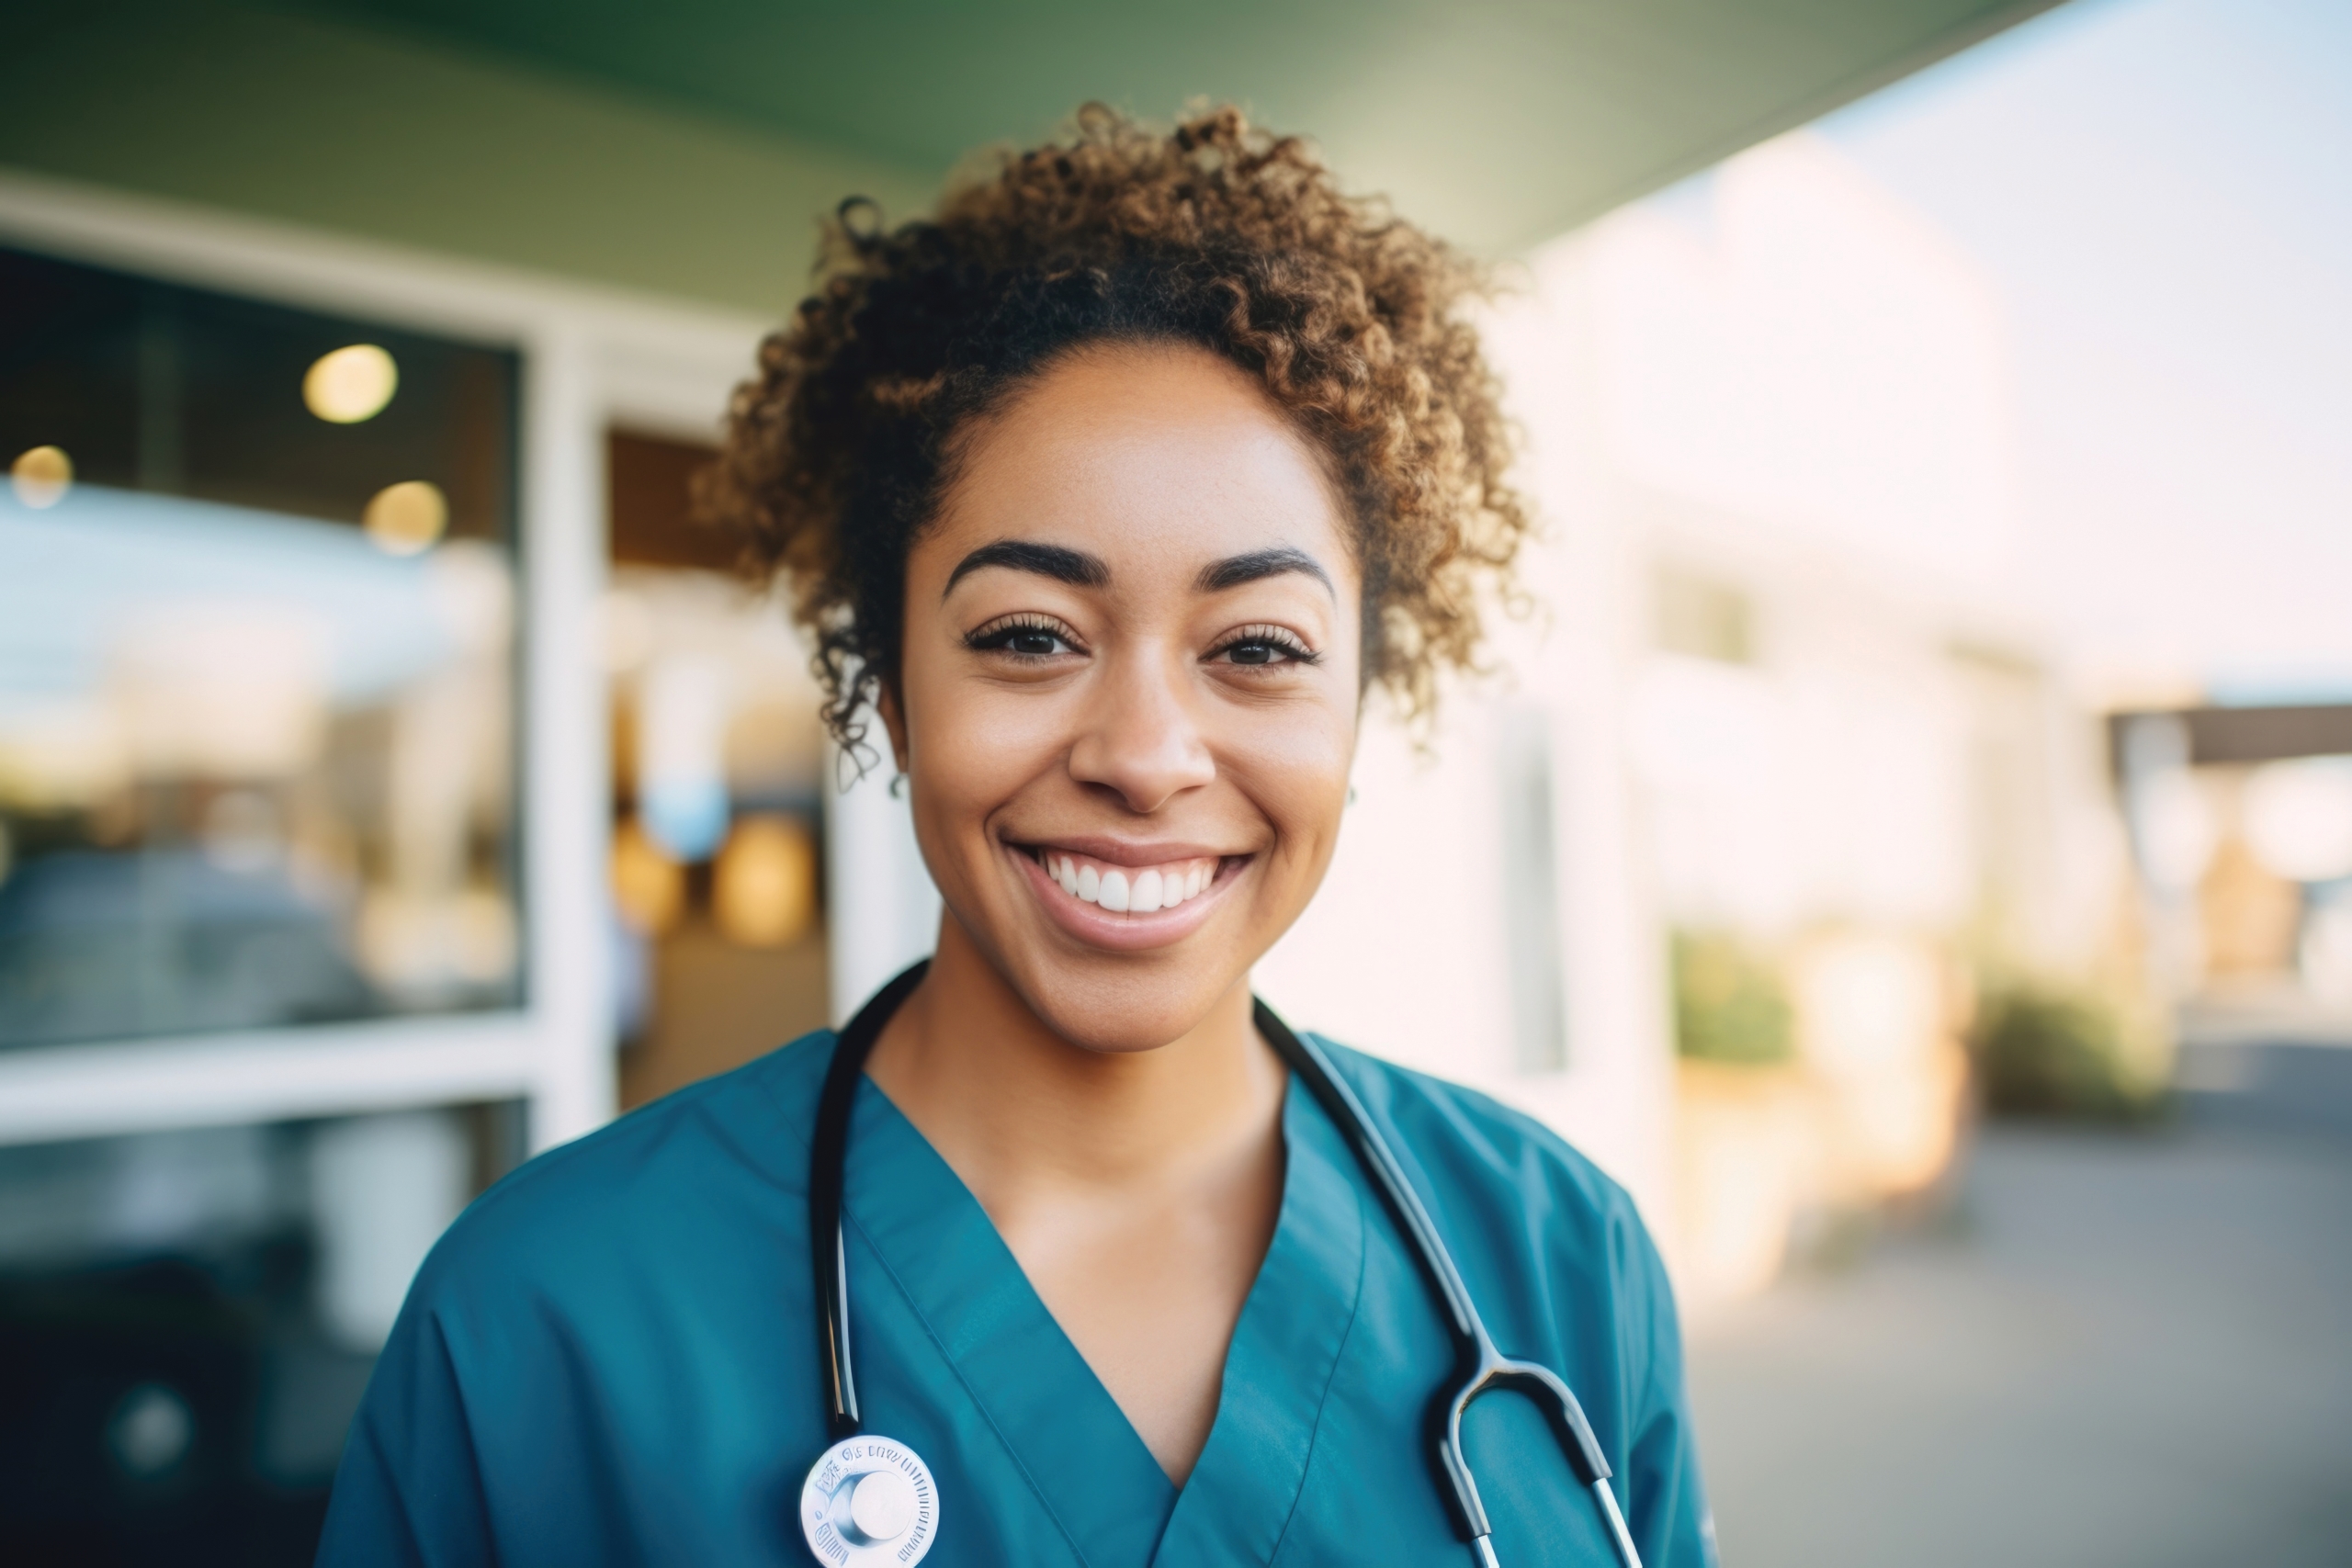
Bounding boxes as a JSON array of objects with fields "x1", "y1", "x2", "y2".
[{"x1": 886, "y1": 342, "x2": 1362, "y2": 1053}]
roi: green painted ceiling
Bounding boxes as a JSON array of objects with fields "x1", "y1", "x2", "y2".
[
  {"x1": 5, "y1": 0, "x2": 2062, "y2": 314},
  {"x1": 277, "y1": 0, "x2": 2062, "y2": 253}
]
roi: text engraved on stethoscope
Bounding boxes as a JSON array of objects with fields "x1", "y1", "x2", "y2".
[{"x1": 801, "y1": 1437, "x2": 939, "y2": 1567}]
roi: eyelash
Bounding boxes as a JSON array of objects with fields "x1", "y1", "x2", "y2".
[
  {"x1": 1208, "y1": 625, "x2": 1321, "y2": 669},
  {"x1": 965, "y1": 614, "x2": 1081, "y2": 658},
  {"x1": 962, "y1": 615, "x2": 1320, "y2": 668}
]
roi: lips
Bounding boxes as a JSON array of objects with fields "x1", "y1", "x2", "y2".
[{"x1": 1007, "y1": 840, "x2": 1241, "y2": 949}]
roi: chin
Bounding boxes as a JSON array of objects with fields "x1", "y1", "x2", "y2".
[{"x1": 989, "y1": 933, "x2": 1258, "y2": 1055}]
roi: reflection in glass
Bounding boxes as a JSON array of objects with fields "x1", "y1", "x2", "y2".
[
  {"x1": 11, "y1": 443, "x2": 73, "y2": 509},
  {"x1": 302, "y1": 344, "x2": 399, "y2": 425},
  {"x1": 0, "y1": 1106, "x2": 520, "y2": 1555},
  {"x1": 0, "y1": 247, "x2": 522, "y2": 1049}
]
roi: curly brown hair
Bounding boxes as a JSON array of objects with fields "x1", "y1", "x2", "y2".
[{"x1": 700, "y1": 103, "x2": 1530, "y2": 751}]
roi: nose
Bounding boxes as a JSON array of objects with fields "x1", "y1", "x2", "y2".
[{"x1": 1066, "y1": 646, "x2": 1216, "y2": 814}]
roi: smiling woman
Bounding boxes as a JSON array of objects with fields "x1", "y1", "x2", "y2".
[
  {"x1": 702, "y1": 102, "x2": 1529, "y2": 747},
  {"x1": 316, "y1": 107, "x2": 1714, "y2": 1568}
]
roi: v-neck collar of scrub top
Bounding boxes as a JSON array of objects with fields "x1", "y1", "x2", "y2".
[{"x1": 829, "y1": 1063, "x2": 1368, "y2": 1568}]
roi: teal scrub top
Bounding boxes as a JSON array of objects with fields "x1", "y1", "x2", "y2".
[{"x1": 317, "y1": 1030, "x2": 1715, "y2": 1567}]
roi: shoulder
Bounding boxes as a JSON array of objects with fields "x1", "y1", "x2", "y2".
[
  {"x1": 1306, "y1": 1036, "x2": 1690, "y2": 1435},
  {"x1": 1306, "y1": 1037, "x2": 1675, "y2": 1348},
  {"x1": 406, "y1": 1030, "x2": 837, "y2": 1310},
  {"x1": 1308, "y1": 1035, "x2": 1644, "y2": 1240}
]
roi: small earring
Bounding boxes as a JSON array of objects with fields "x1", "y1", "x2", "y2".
[
  {"x1": 888, "y1": 773, "x2": 908, "y2": 800},
  {"x1": 1346, "y1": 785, "x2": 1358, "y2": 807}
]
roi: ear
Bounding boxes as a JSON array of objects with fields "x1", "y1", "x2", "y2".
[{"x1": 876, "y1": 681, "x2": 910, "y2": 775}]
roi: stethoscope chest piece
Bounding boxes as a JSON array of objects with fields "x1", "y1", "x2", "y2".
[{"x1": 798, "y1": 1435, "x2": 940, "y2": 1567}]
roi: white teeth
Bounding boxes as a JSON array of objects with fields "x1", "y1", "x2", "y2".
[{"x1": 1039, "y1": 852, "x2": 1220, "y2": 913}]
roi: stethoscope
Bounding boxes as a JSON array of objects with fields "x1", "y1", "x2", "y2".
[{"x1": 801, "y1": 961, "x2": 1645, "y2": 1568}]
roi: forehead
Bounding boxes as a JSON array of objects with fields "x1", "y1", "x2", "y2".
[{"x1": 931, "y1": 343, "x2": 1353, "y2": 581}]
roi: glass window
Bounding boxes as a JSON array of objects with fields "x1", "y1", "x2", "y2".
[
  {"x1": 0, "y1": 246, "x2": 524, "y2": 1050},
  {"x1": 0, "y1": 1104, "x2": 523, "y2": 1557}
]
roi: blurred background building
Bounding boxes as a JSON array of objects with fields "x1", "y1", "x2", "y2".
[{"x1": 4, "y1": 1, "x2": 2348, "y2": 1563}]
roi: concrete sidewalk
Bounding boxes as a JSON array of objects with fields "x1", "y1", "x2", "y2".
[{"x1": 1683, "y1": 1123, "x2": 2352, "y2": 1568}]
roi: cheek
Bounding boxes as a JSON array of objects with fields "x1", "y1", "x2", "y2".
[
  {"x1": 1235, "y1": 699, "x2": 1358, "y2": 871},
  {"x1": 898, "y1": 652, "x2": 1059, "y2": 832},
  {"x1": 1269, "y1": 630, "x2": 1363, "y2": 842}
]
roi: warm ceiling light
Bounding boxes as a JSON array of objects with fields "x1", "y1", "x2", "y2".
[
  {"x1": 364, "y1": 479, "x2": 447, "y2": 555},
  {"x1": 713, "y1": 814, "x2": 818, "y2": 950},
  {"x1": 611, "y1": 818, "x2": 685, "y2": 937},
  {"x1": 10, "y1": 445, "x2": 73, "y2": 509},
  {"x1": 304, "y1": 344, "x2": 399, "y2": 423}
]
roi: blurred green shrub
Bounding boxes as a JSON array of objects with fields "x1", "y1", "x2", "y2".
[
  {"x1": 1970, "y1": 983, "x2": 2167, "y2": 1121},
  {"x1": 1672, "y1": 931, "x2": 1793, "y2": 1066}
]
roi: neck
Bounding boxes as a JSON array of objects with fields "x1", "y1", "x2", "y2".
[{"x1": 864, "y1": 918, "x2": 1284, "y2": 1209}]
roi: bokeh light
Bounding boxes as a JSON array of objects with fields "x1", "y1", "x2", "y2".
[
  {"x1": 10, "y1": 444, "x2": 73, "y2": 509},
  {"x1": 303, "y1": 344, "x2": 400, "y2": 423},
  {"x1": 362, "y1": 479, "x2": 447, "y2": 556},
  {"x1": 712, "y1": 814, "x2": 818, "y2": 949},
  {"x1": 610, "y1": 818, "x2": 685, "y2": 936},
  {"x1": 2244, "y1": 756, "x2": 2352, "y2": 884}
]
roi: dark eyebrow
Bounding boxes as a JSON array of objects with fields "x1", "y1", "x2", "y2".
[
  {"x1": 943, "y1": 539, "x2": 1112, "y2": 598},
  {"x1": 1195, "y1": 547, "x2": 1334, "y2": 599}
]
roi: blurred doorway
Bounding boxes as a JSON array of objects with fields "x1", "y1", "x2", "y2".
[{"x1": 604, "y1": 431, "x2": 830, "y2": 1108}]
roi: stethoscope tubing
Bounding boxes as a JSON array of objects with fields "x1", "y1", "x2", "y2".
[
  {"x1": 811, "y1": 965, "x2": 1641, "y2": 1568},
  {"x1": 809, "y1": 960, "x2": 930, "y2": 1438},
  {"x1": 1250, "y1": 1001, "x2": 1640, "y2": 1568}
]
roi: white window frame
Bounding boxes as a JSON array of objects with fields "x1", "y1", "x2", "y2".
[{"x1": 0, "y1": 168, "x2": 770, "y2": 1152}]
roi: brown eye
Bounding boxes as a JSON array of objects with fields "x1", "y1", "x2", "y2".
[
  {"x1": 966, "y1": 615, "x2": 1081, "y2": 658},
  {"x1": 1210, "y1": 626, "x2": 1317, "y2": 668}
]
